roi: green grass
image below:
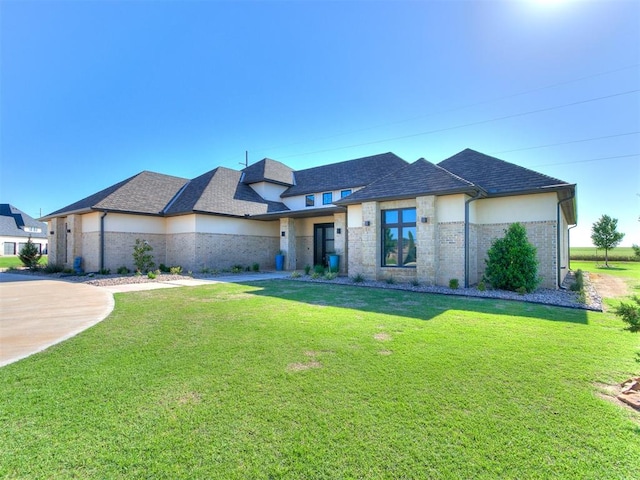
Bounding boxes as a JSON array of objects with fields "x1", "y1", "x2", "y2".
[
  {"x1": 572, "y1": 260, "x2": 640, "y2": 282},
  {"x1": 0, "y1": 255, "x2": 47, "y2": 269},
  {"x1": 1, "y1": 281, "x2": 639, "y2": 479},
  {"x1": 571, "y1": 246, "x2": 638, "y2": 262}
]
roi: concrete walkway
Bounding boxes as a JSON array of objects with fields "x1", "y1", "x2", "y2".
[{"x1": 0, "y1": 271, "x2": 290, "y2": 367}]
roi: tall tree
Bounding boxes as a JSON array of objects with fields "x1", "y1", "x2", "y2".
[{"x1": 591, "y1": 214, "x2": 625, "y2": 267}]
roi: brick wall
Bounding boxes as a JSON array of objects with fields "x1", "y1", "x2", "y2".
[
  {"x1": 437, "y1": 222, "x2": 465, "y2": 286},
  {"x1": 477, "y1": 221, "x2": 557, "y2": 289}
]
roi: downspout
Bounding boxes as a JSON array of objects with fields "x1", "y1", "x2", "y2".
[
  {"x1": 464, "y1": 190, "x2": 483, "y2": 288},
  {"x1": 568, "y1": 224, "x2": 577, "y2": 272},
  {"x1": 100, "y1": 211, "x2": 108, "y2": 271},
  {"x1": 557, "y1": 190, "x2": 576, "y2": 288}
]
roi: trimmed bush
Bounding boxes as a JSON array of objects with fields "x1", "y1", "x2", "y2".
[
  {"x1": 614, "y1": 296, "x2": 640, "y2": 333},
  {"x1": 449, "y1": 278, "x2": 459, "y2": 289},
  {"x1": 484, "y1": 223, "x2": 540, "y2": 293}
]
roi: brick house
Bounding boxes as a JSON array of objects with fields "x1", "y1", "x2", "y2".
[
  {"x1": 0, "y1": 204, "x2": 48, "y2": 256},
  {"x1": 41, "y1": 149, "x2": 576, "y2": 288}
]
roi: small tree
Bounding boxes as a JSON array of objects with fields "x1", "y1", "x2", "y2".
[
  {"x1": 632, "y1": 244, "x2": 640, "y2": 260},
  {"x1": 18, "y1": 237, "x2": 42, "y2": 270},
  {"x1": 132, "y1": 239, "x2": 155, "y2": 273},
  {"x1": 591, "y1": 214, "x2": 624, "y2": 267},
  {"x1": 484, "y1": 223, "x2": 540, "y2": 293}
]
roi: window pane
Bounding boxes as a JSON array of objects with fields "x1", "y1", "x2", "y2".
[
  {"x1": 323, "y1": 192, "x2": 332, "y2": 205},
  {"x1": 306, "y1": 195, "x2": 315, "y2": 207},
  {"x1": 384, "y1": 210, "x2": 398, "y2": 224},
  {"x1": 341, "y1": 189, "x2": 352, "y2": 198},
  {"x1": 383, "y1": 228, "x2": 398, "y2": 265},
  {"x1": 402, "y1": 208, "x2": 416, "y2": 224},
  {"x1": 402, "y1": 227, "x2": 417, "y2": 266}
]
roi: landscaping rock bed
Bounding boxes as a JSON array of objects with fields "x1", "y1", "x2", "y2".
[{"x1": 290, "y1": 269, "x2": 603, "y2": 311}]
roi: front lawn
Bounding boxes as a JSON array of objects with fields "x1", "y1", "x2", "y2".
[
  {"x1": 1, "y1": 281, "x2": 639, "y2": 478},
  {"x1": 0, "y1": 255, "x2": 47, "y2": 269}
]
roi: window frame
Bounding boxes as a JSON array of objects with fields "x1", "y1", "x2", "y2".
[
  {"x1": 340, "y1": 189, "x2": 352, "y2": 198},
  {"x1": 322, "y1": 192, "x2": 333, "y2": 205},
  {"x1": 381, "y1": 207, "x2": 417, "y2": 268},
  {"x1": 305, "y1": 194, "x2": 315, "y2": 207}
]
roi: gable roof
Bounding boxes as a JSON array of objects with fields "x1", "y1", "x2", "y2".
[
  {"x1": 164, "y1": 167, "x2": 288, "y2": 216},
  {"x1": 281, "y1": 152, "x2": 407, "y2": 197},
  {"x1": 43, "y1": 171, "x2": 189, "y2": 218},
  {"x1": 438, "y1": 148, "x2": 572, "y2": 195},
  {"x1": 336, "y1": 158, "x2": 476, "y2": 205},
  {"x1": 0, "y1": 204, "x2": 47, "y2": 238},
  {"x1": 242, "y1": 158, "x2": 294, "y2": 186}
]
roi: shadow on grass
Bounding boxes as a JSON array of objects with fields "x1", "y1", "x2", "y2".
[{"x1": 242, "y1": 280, "x2": 589, "y2": 325}]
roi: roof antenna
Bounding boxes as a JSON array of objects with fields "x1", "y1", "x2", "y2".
[{"x1": 239, "y1": 151, "x2": 248, "y2": 168}]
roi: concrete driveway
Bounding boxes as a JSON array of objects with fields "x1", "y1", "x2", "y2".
[{"x1": 0, "y1": 273, "x2": 114, "y2": 367}]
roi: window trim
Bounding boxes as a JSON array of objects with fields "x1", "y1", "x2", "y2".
[
  {"x1": 322, "y1": 192, "x2": 333, "y2": 205},
  {"x1": 340, "y1": 189, "x2": 352, "y2": 198},
  {"x1": 381, "y1": 207, "x2": 417, "y2": 268}
]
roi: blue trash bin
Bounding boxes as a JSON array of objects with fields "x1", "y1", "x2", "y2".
[{"x1": 329, "y1": 254, "x2": 339, "y2": 273}]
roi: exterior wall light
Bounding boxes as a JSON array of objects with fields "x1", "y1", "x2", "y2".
[
  {"x1": 364, "y1": 221, "x2": 371, "y2": 226},
  {"x1": 336, "y1": 228, "x2": 342, "y2": 234},
  {"x1": 281, "y1": 231, "x2": 286, "y2": 237},
  {"x1": 421, "y1": 217, "x2": 429, "y2": 223}
]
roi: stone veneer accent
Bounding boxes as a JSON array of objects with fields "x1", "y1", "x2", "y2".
[
  {"x1": 476, "y1": 221, "x2": 557, "y2": 289},
  {"x1": 416, "y1": 195, "x2": 437, "y2": 285},
  {"x1": 280, "y1": 218, "x2": 297, "y2": 270}
]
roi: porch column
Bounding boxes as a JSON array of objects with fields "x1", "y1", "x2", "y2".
[{"x1": 279, "y1": 217, "x2": 297, "y2": 270}]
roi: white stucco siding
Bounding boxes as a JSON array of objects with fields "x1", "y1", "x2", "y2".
[
  {"x1": 166, "y1": 215, "x2": 197, "y2": 234},
  {"x1": 249, "y1": 182, "x2": 288, "y2": 202},
  {"x1": 103, "y1": 213, "x2": 166, "y2": 234},
  {"x1": 283, "y1": 187, "x2": 363, "y2": 211},
  {"x1": 435, "y1": 195, "x2": 466, "y2": 223},
  {"x1": 475, "y1": 193, "x2": 558, "y2": 224},
  {"x1": 80, "y1": 212, "x2": 101, "y2": 233},
  {"x1": 194, "y1": 215, "x2": 279, "y2": 236},
  {"x1": 347, "y1": 205, "x2": 363, "y2": 228}
]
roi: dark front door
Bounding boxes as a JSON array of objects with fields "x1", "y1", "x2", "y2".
[{"x1": 314, "y1": 223, "x2": 335, "y2": 267}]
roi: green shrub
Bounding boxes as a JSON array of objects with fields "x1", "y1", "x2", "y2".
[
  {"x1": 614, "y1": 296, "x2": 640, "y2": 333},
  {"x1": 252, "y1": 263, "x2": 260, "y2": 272},
  {"x1": 169, "y1": 266, "x2": 183, "y2": 275},
  {"x1": 158, "y1": 264, "x2": 170, "y2": 273},
  {"x1": 18, "y1": 238, "x2": 42, "y2": 270},
  {"x1": 449, "y1": 278, "x2": 459, "y2": 289},
  {"x1": 570, "y1": 269, "x2": 584, "y2": 292},
  {"x1": 352, "y1": 273, "x2": 365, "y2": 283},
  {"x1": 63, "y1": 268, "x2": 74, "y2": 274},
  {"x1": 385, "y1": 277, "x2": 395, "y2": 285},
  {"x1": 484, "y1": 223, "x2": 540, "y2": 293},
  {"x1": 324, "y1": 272, "x2": 338, "y2": 280},
  {"x1": 313, "y1": 264, "x2": 326, "y2": 274},
  {"x1": 43, "y1": 263, "x2": 65, "y2": 274},
  {"x1": 304, "y1": 264, "x2": 312, "y2": 275},
  {"x1": 411, "y1": 279, "x2": 420, "y2": 287},
  {"x1": 132, "y1": 239, "x2": 155, "y2": 273},
  {"x1": 116, "y1": 266, "x2": 130, "y2": 275},
  {"x1": 310, "y1": 272, "x2": 322, "y2": 279},
  {"x1": 147, "y1": 271, "x2": 157, "y2": 279},
  {"x1": 231, "y1": 265, "x2": 244, "y2": 273},
  {"x1": 98, "y1": 268, "x2": 111, "y2": 275},
  {"x1": 477, "y1": 280, "x2": 487, "y2": 291},
  {"x1": 290, "y1": 271, "x2": 301, "y2": 278}
]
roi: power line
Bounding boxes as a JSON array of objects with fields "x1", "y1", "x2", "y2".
[
  {"x1": 275, "y1": 89, "x2": 640, "y2": 160},
  {"x1": 250, "y1": 63, "x2": 640, "y2": 156},
  {"x1": 491, "y1": 131, "x2": 640, "y2": 155},
  {"x1": 531, "y1": 153, "x2": 640, "y2": 168}
]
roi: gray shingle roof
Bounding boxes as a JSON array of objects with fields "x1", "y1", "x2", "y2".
[
  {"x1": 281, "y1": 152, "x2": 407, "y2": 197},
  {"x1": 242, "y1": 158, "x2": 294, "y2": 186},
  {"x1": 336, "y1": 158, "x2": 476, "y2": 204},
  {"x1": 0, "y1": 204, "x2": 47, "y2": 238},
  {"x1": 438, "y1": 148, "x2": 571, "y2": 194},
  {"x1": 45, "y1": 171, "x2": 189, "y2": 217},
  {"x1": 165, "y1": 167, "x2": 289, "y2": 216}
]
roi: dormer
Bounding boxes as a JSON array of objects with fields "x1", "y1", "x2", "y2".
[{"x1": 241, "y1": 158, "x2": 294, "y2": 202}]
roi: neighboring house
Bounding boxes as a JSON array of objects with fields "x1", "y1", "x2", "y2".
[
  {"x1": 41, "y1": 149, "x2": 576, "y2": 288},
  {"x1": 0, "y1": 204, "x2": 48, "y2": 256}
]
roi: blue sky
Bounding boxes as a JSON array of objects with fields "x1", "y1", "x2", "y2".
[{"x1": 1, "y1": 0, "x2": 638, "y2": 246}]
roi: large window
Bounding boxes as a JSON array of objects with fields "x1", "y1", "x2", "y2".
[{"x1": 382, "y1": 208, "x2": 416, "y2": 267}]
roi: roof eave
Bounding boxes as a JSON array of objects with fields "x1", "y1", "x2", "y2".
[
  {"x1": 250, "y1": 205, "x2": 346, "y2": 220},
  {"x1": 335, "y1": 187, "x2": 479, "y2": 205}
]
